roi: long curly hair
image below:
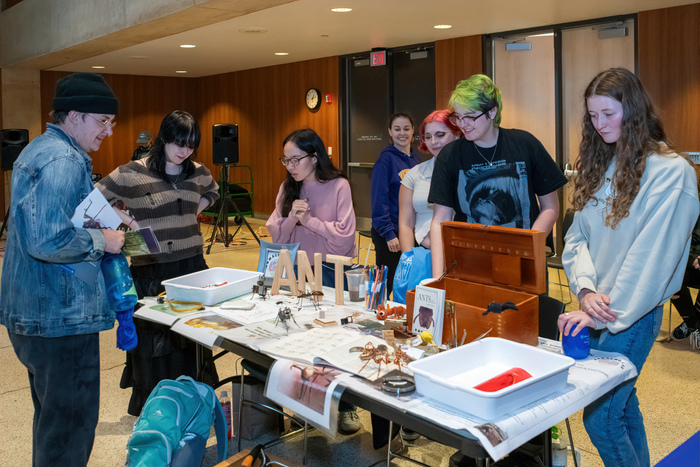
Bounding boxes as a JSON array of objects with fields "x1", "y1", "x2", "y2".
[
  {"x1": 280, "y1": 128, "x2": 346, "y2": 217},
  {"x1": 572, "y1": 68, "x2": 688, "y2": 228}
]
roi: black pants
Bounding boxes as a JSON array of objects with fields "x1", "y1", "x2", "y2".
[
  {"x1": 121, "y1": 254, "x2": 219, "y2": 416},
  {"x1": 671, "y1": 261, "x2": 700, "y2": 329},
  {"x1": 9, "y1": 331, "x2": 100, "y2": 467},
  {"x1": 371, "y1": 227, "x2": 402, "y2": 301}
]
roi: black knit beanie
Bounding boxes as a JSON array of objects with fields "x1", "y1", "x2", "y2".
[{"x1": 52, "y1": 73, "x2": 118, "y2": 114}]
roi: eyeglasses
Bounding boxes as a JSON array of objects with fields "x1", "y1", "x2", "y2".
[
  {"x1": 420, "y1": 131, "x2": 448, "y2": 143},
  {"x1": 449, "y1": 110, "x2": 489, "y2": 126},
  {"x1": 86, "y1": 114, "x2": 117, "y2": 130},
  {"x1": 279, "y1": 154, "x2": 313, "y2": 167}
]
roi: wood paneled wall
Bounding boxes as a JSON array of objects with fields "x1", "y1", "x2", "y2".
[
  {"x1": 38, "y1": 57, "x2": 339, "y2": 215},
  {"x1": 434, "y1": 35, "x2": 483, "y2": 109},
  {"x1": 40, "y1": 71, "x2": 199, "y2": 178},
  {"x1": 639, "y1": 3, "x2": 700, "y2": 152},
  {"x1": 23, "y1": 4, "x2": 700, "y2": 219},
  {"x1": 196, "y1": 57, "x2": 340, "y2": 215}
]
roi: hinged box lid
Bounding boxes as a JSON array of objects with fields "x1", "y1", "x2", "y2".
[{"x1": 439, "y1": 221, "x2": 547, "y2": 295}]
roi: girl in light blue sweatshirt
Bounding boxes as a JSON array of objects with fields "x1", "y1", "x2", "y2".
[{"x1": 559, "y1": 68, "x2": 699, "y2": 467}]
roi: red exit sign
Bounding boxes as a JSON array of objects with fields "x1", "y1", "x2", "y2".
[{"x1": 371, "y1": 50, "x2": 386, "y2": 67}]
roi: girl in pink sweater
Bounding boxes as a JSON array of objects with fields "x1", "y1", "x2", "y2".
[{"x1": 267, "y1": 128, "x2": 357, "y2": 288}]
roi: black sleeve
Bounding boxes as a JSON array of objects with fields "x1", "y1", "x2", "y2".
[
  {"x1": 428, "y1": 140, "x2": 461, "y2": 208},
  {"x1": 524, "y1": 133, "x2": 567, "y2": 196}
]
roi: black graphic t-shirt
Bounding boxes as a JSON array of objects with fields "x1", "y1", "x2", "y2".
[{"x1": 428, "y1": 128, "x2": 566, "y2": 228}]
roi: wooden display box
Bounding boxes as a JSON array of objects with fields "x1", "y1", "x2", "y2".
[{"x1": 406, "y1": 222, "x2": 546, "y2": 346}]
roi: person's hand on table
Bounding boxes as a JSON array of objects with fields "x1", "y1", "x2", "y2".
[{"x1": 578, "y1": 289, "x2": 616, "y2": 323}]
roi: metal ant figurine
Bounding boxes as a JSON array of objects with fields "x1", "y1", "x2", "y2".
[
  {"x1": 274, "y1": 306, "x2": 300, "y2": 333},
  {"x1": 251, "y1": 275, "x2": 270, "y2": 300},
  {"x1": 358, "y1": 342, "x2": 412, "y2": 378},
  {"x1": 296, "y1": 289, "x2": 323, "y2": 310}
]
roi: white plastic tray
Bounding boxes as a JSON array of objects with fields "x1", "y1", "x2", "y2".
[
  {"x1": 408, "y1": 337, "x2": 574, "y2": 420},
  {"x1": 162, "y1": 268, "x2": 260, "y2": 306}
]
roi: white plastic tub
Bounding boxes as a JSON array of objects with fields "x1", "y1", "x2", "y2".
[
  {"x1": 162, "y1": 268, "x2": 260, "y2": 306},
  {"x1": 408, "y1": 337, "x2": 575, "y2": 420}
]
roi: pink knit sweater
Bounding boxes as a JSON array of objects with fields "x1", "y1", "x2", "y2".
[{"x1": 266, "y1": 178, "x2": 356, "y2": 261}]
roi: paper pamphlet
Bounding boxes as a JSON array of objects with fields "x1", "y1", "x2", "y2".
[
  {"x1": 123, "y1": 226, "x2": 160, "y2": 256},
  {"x1": 71, "y1": 188, "x2": 123, "y2": 230},
  {"x1": 411, "y1": 283, "x2": 445, "y2": 344},
  {"x1": 170, "y1": 310, "x2": 243, "y2": 349},
  {"x1": 69, "y1": 187, "x2": 160, "y2": 259}
]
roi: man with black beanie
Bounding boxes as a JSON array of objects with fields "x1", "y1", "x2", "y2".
[{"x1": 0, "y1": 73, "x2": 125, "y2": 467}]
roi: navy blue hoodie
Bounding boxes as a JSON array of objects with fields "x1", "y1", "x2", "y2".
[{"x1": 370, "y1": 144, "x2": 421, "y2": 241}]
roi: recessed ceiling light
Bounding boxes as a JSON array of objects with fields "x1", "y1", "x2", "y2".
[
  {"x1": 175, "y1": 70, "x2": 188, "y2": 74},
  {"x1": 529, "y1": 32, "x2": 554, "y2": 37},
  {"x1": 180, "y1": 44, "x2": 196, "y2": 48},
  {"x1": 434, "y1": 24, "x2": 452, "y2": 30},
  {"x1": 275, "y1": 52, "x2": 289, "y2": 56},
  {"x1": 331, "y1": 8, "x2": 352, "y2": 13},
  {"x1": 129, "y1": 55, "x2": 148, "y2": 60},
  {"x1": 91, "y1": 65, "x2": 105, "y2": 69}
]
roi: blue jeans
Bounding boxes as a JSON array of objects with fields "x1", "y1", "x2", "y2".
[
  {"x1": 583, "y1": 306, "x2": 663, "y2": 467},
  {"x1": 8, "y1": 331, "x2": 101, "y2": 467}
]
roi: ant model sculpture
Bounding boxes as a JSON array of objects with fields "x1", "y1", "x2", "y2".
[{"x1": 274, "y1": 306, "x2": 300, "y2": 333}]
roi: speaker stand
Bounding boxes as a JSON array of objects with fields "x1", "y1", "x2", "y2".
[{"x1": 205, "y1": 164, "x2": 260, "y2": 254}]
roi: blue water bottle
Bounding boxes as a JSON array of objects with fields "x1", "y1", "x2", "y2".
[
  {"x1": 562, "y1": 325, "x2": 590, "y2": 360},
  {"x1": 101, "y1": 253, "x2": 138, "y2": 351}
]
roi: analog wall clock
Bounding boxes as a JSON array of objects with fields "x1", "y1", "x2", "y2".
[{"x1": 305, "y1": 88, "x2": 321, "y2": 111}]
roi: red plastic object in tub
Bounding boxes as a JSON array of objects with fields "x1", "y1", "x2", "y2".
[{"x1": 473, "y1": 368, "x2": 533, "y2": 392}]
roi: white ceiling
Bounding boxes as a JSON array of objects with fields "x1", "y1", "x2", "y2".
[{"x1": 48, "y1": 0, "x2": 696, "y2": 78}]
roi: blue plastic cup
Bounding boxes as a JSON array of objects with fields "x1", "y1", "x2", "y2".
[{"x1": 562, "y1": 326, "x2": 590, "y2": 360}]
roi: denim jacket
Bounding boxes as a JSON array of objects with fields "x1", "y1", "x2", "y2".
[{"x1": 0, "y1": 124, "x2": 113, "y2": 337}]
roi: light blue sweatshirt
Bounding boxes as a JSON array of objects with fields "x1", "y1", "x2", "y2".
[{"x1": 563, "y1": 152, "x2": 699, "y2": 333}]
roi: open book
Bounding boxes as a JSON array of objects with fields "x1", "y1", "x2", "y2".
[{"x1": 256, "y1": 326, "x2": 404, "y2": 381}]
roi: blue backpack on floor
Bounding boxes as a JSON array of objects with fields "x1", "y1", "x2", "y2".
[{"x1": 126, "y1": 375, "x2": 228, "y2": 467}]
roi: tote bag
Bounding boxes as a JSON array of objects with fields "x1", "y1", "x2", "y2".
[{"x1": 392, "y1": 247, "x2": 432, "y2": 304}]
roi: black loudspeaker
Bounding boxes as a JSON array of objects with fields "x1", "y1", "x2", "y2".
[
  {"x1": 212, "y1": 124, "x2": 239, "y2": 165},
  {"x1": 1, "y1": 129, "x2": 29, "y2": 171}
]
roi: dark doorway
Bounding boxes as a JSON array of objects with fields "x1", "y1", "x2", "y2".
[{"x1": 342, "y1": 44, "x2": 436, "y2": 230}]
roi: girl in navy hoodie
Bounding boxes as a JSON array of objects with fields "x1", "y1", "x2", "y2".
[{"x1": 370, "y1": 112, "x2": 421, "y2": 297}]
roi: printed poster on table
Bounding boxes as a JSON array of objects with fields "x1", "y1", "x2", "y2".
[{"x1": 264, "y1": 357, "x2": 349, "y2": 437}]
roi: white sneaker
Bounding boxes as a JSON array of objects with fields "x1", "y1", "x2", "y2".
[
  {"x1": 690, "y1": 329, "x2": 700, "y2": 351},
  {"x1": 338, "y1": 408, "x2": 361, "y2": 434}
]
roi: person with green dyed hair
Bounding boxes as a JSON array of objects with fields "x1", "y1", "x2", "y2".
[
  {"x1": 448, "y1": 74, "x2": 504, "y2": 127},
  {"x1": 428, "y1": 74, "x2": 567, "y2": 276}
]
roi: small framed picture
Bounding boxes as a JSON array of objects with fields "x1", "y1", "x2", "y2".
[{"x1": 257, "y1": 240, "x2": 300, "y2": 281}]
